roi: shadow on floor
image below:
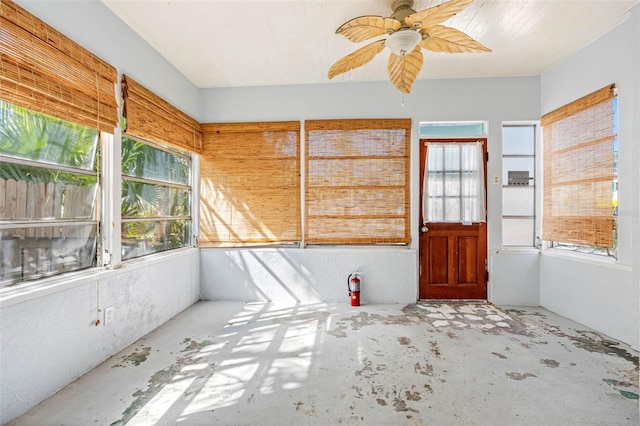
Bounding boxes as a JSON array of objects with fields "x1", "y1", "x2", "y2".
[{"x1": 10, "y1": 301, "x2": 639, "y2": 426}]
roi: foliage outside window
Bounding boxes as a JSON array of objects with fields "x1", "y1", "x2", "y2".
[
  {"x1": 0, "y1": 101, "x2": 99, "y2": 286},
  {"x1": 121, "y1": 137, "x2": 192, "y2": 260},
  {"x1": 541, "y1": 84, "x2": 618, "y2": 256}
]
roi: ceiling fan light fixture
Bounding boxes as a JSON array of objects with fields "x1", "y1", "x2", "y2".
[{"x1": 385, "y1": 29, "x2": 421, "y2": 56}]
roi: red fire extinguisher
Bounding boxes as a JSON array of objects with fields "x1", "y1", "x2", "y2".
[{"x1": 348, "y1": 273, "x2": 362, "y2": 306}]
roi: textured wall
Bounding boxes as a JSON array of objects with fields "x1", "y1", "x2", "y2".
[
  {"x1": 0, "y1": 249, "x2": 200, "y2": 424},
  {"x1": 201, "y1": 247, "x2": 417, "y2": 304}
]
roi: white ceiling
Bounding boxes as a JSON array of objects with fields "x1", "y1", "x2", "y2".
[{"x1": 101, "y1": 0, "x2": 638, "y2": 89}]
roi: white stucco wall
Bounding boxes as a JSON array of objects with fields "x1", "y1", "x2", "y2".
[
  {"x1": 0, "y1": 248, "x2": 200, "y2": 424},
  {"x1": 200, "y1": 247, "x2": 417, "y2": 304},
  {"x1": 489, "y1": 250, "x2": 540, "y2": 306},
  {"x1": 200, "y1": 76, "x2": 542, "y2": 304},
  {"x1": 540, "y1": 5, "x2": 640, "y2": 350}
]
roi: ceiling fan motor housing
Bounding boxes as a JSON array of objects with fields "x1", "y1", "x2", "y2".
[{"x1": 391, "y1": 0, "x2": 417, "y2": 26}]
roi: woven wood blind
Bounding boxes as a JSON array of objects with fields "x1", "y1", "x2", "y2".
[
  {"x1": 199, "y1": 122, "x2": 301, "y2": 246},
  {"x1": 0, "y1": 0, "x2": 117, "y2": 132},
  {"x1": 121, "y1": 76, "x2": 203, "y2": 154},
  {"x1": 541, "y1": 84, "x2": 617, "y2": 247},
  {"x1": 305, "y1": 119, "x2": 411, "y2": 244}
]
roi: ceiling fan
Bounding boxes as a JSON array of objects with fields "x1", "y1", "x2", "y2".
[{"x1": 328, "y1": 0, "x2": 491, "y2": 93}]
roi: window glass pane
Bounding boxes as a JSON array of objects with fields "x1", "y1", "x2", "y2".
[
  {"x1": 1, "y1": 101, "x2": 99, "y2": 170},
  {"x1": 425, "y1": 142, "x2": 485, "y2": 223},
  {"x1": 502, "y1": 157, "x2": 534, "y2": 185},
  {"x1": 503, "y1": 218, "x2": 535, "y2": 246},
  {"x1": 120, "y1": 138, "x2": 192, "y2": 259},
  {"x1": 1, "y1": 163, "x2": 98, "y2": 220},
  {"x1": 420, "y1": 122, "x2": 485, "y2": 137},
  {"x1": 121, "y1": 181, "x2": 190, "y2": 218},
  {"x1": 445, "y1": 198, "x2": 461, "y2": 222},
  {"x1": 427, "y1": 172, "x2": 443, "y2": 196},
  {"x1": 1, "y1": 224, "x2": 97, "y2": 285},
  {"x1": 122, "y1": 137, "x2": 190, "y2": 185},
  {"x1": 122, "y1": 219, "x2": 190, "y2": 260},
  {"x1": 502, "y1": 126, "x2": 535, "y2": 155},
  {"x1": 427, "y1": 197, "x2": 443, "y2": 222},
  {"x1": 444, "y1": 172, "x2": 460, "y2": 196},
  {"x1": 444, "y1": 146, "x2": 460, "y2": 171},
  {"x1": 1, "y1": 101, "x2": 99, "y2": 287},
  {"x1": 503, "y1": 187, "x2": 535, "y2": 216}
]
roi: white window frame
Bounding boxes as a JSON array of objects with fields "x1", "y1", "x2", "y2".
[
  {"x1": 119, "y1": 135, "x2": 194, "y2": 262},
  {"x1": 500, "y1": 121, "x2": 541, "y2": 248}
]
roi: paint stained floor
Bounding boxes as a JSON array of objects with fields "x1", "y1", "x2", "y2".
[{"x1": 10, "y1": 302, "x2": 639, "y2": 425}]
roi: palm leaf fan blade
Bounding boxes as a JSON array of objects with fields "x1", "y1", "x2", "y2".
[
  {"x1": 420, "y1": 25, "x2": 491, "y2": 53},
  {"x1": 387, "y1": 47, "x2": 424, "y2": 93},
  {"x1": 336, "y1": 16, "x2": 402, "y2": 43},
  {"x1": 328, "y1": 39, "x2": 386, "y2": 79},
  {"x1": 405, "y1": 0, "x2": 473, "y2": 28}
]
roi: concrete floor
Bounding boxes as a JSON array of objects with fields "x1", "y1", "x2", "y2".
[{"x1": 9, "y1": 301, "x2": 639, "y2": 426}]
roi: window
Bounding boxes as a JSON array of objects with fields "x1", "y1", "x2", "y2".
[
  {"x1": 541, "y1": 84, "x2": 617, "y2": 254},
  {"x1": 502, "y1": 124, "x2": 537, "y2": 246},
  {"x1": 0, "y1": 101, "x2": 100, "y2": 285},
  {"x1": 120, "y1": 76, "x2": 200, "y2": 259},
  {"x1": 121, "y1": 137, "x2": 192, "y2": 260},
  {"x1": 423, "y1": 141, "x2": 486, "y2": 224},
  {"x1": 199, "y1": 122, "x2": 301, "y2": 246},
  {"x1": 420, "y1": 122, "x2": 486, "y2": 138},
  {"x1": 305, "y1": 119, "x2": 411, "y2": 244}
]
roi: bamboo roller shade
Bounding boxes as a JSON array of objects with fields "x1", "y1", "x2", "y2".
[
  {"x1": 0, "y1": 0, "x2": 117, "y2": 132},
  {"x1": 541, "y1": 84, "x2": 616, "y2": 247},
  {"x1": 305, "y1": 119, "x2": 411, "y2": 245},
  {"x1": 121, "y1": 76, "x2": 203, "y2": 154},
  {"x1": 199, "y1": 122, "x2": 301, "y2": 246}
]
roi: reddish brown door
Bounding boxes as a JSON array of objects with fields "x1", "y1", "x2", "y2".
[{"x1": 419, "y1": 139, "x2": 487, "y2": 300}]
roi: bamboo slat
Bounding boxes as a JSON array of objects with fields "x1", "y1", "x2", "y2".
[
  {"x1": 541, "y1": 84, "x2": 615, "y2": 126},
  {"x1": 305, "y1": 119, "x2": 411, "y2": 245},
  {"x1": 542, "y1": 86, "x2": 616, "y2": 247},
  {"x1": 122, "y1": 76, "x2": 203, "y2": 154},
  {"x1": 0, "y1": 0, "x2": 118, "y2": 132},
  {"x1": 200, "y1": 122, "x2": 301, "y2": 246}
]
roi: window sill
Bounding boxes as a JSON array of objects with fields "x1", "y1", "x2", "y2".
[
  {"x1": 495, "y1": 247, "x2": 541, "y2": 254},
  {"x1": 541, "y1": 248, "x2": 629, "y2": 269},
  {"x1": 0, "y1": 247, "x2": 198, "y2": 308}
]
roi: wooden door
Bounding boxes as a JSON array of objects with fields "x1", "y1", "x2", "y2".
[{"x1": 419, "y1": 139, "x2": 488, "y2": 300}]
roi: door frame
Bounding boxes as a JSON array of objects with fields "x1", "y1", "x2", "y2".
[{"x1": 418, "y1": 138, "x2": 488, "y2": 300}]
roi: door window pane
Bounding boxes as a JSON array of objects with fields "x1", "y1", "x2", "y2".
[{"x1": 423, "y1": 142, "x2": 486, "y2": 223}]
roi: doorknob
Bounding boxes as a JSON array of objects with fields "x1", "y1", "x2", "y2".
[{"x1": 421, "y1": 226, "x2": 429, "y2": 233}]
